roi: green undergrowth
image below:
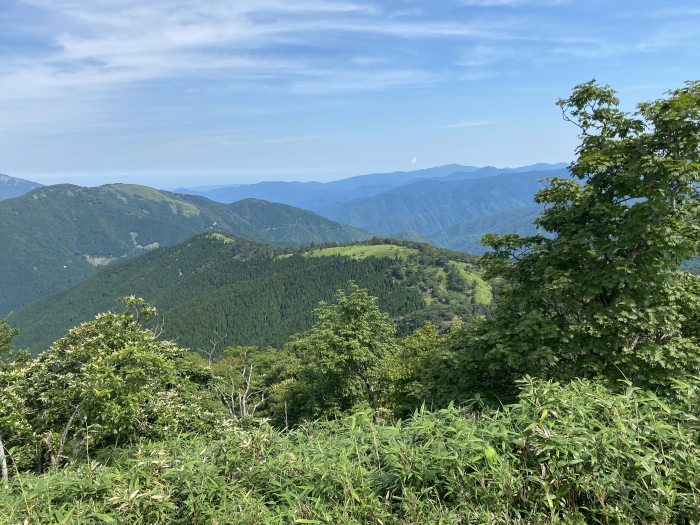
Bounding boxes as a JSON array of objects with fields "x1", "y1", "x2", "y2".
[{"x1": 2, "y1": 378, "x2": 698, "y2": 524}]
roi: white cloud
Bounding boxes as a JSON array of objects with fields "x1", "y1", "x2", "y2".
[
  {"x1": 1, "y1": 0, "x2": 510, "y2": 107},
  {"x1": 8, "y1": 0, "x2": 675, "y2": 109},
  {"x1": 456, "y1": 44, "x2": 515, "y2": 68},
  {"x1": 2, "y1": 0, "x2": 697, "y2": 135},
  {"x1": 290, "y1": 68, "x2": 441, "y2": 94}
]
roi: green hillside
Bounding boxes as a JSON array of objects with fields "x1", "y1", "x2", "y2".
[
  {"x1": 13, "y1": 236, "x2": 491, "y2": 354},
  {"x1": 307, "y1": 243, "x2": 419, "y2": 259},
  {"x1": 434, "y1": 205, "x2": 542, "y2": 253},
  {"x1": 0, "y1": 184, "x2": 369, "y2": 315}
]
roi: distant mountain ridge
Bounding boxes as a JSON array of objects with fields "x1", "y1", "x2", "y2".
[
  {"x1": 1, "y1": 162, "x2": 567, "y2": 318},
  {"x1": 325, "y1": 168, "x2": 570, "y2": 247},
  {"x1": 175, "y1": 163, "x2": 568, "y2": 212},
  {"x1": 0, "y1": 183, "x2": 369, "y2": 316},
  {"x1": 175, "y1": 163, "x2": 569, "y2": 253},
  {"x1": 433, "y1": 205, "x2": 543, "y2": 254},
  {"x1": 0, "y1": 173, "x2": 42, "y2": 200},
  {"x1": 175, "y1": 164, "x2": 482, "y2": 209}
]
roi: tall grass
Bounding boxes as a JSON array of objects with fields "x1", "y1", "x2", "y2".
[{"x1": 2, "y1": 378, "x2": 698, "y2": 524}]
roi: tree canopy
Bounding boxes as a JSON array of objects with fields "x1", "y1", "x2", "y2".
[
  {"x1": 470, "y1": 80, "x2": 700, "y2": 394},
  {"x1": 286, "y1": 283, "x2": 398, "y2": 421}
]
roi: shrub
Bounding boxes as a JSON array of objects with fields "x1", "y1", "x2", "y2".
[{"x1": 2, "y1": 377, "x2": 697, "y2": 524}]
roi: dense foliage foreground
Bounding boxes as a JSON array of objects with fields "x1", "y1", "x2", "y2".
[
  {"x1": 2, "y1": 378, "x2": 698, "y2": 524},
  {"x1": 2, "y1": 82, "x2": 700, "y2": 523}
]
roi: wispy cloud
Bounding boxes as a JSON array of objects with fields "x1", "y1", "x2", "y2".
[
  {"x1": 1, "y1": 0, "x2": 503, "y2": 105},
  {"x1": 459, "y1": 0, "x2": 569, "y2": 6},
  {"x1": 649, "y1": 6, "x2": 700, "y2": 18},
  {"x1": 4, "y1": 0, "x2": 689, "y2": 109},
  {"x1": 457, "y1": 44, "x2": 513, "y2": 67},
  {"x1": 291, "y1": 68, "x2": 442, "y2": 94},
  {"x1": 2, "y1": 0, "x2": 697, "y2": 175},
  {"x1": 446, "y1": 119, "x2": 494, "y2": 128}
]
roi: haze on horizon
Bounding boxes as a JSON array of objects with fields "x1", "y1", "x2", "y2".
[{"x1": 1, "y1": 0, "x2": 698, "y2": 188}]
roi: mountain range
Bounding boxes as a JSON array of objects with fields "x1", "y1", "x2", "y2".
[
  {"x1": 433, "y1": 205, "x2": 542, "y2": 254},
  {"x1": 177, "y1": 163, "x2": 567, "y2": 211},
  {"x1": 13, "y1": 235, "x2": 491, "y2": 354},
  {"x1": 323, "y1": 169, "x2": 562, "y2": 239},
  {"x1": 177, "y1": 163, "x2": 568, "y2": 252},
  {"x1": 1, "y1": 162, "x2": 568, "y2": 320},
  {"x1": 0, "y1": 183, "x2": 369, "y2": 316},
  {"x1": 176, "y1": 164, "x2": 480, "y2": 210}
]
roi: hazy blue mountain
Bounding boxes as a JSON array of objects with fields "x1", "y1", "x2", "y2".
[
  {"x1": 512, "y1": 162, "x2": 569, "y2": 172},
  {"x1": 175, "y1": 164, "x2": 569, "y2": 209},
  {"x1": 324, "y1": 168, "x2": 568, "y2": 240},
  {"x1": 173, "y1": 164, "x2": 567, "y2": 254},
  {"x1": 0, "y1": 184, "x2": 369, "y2": 316},
  {"x1": 437, "y1": 163, "x2": 568, "y2": 181},
  {"x1": 384, "y1": 231, "x2": 433, "y2": 243},
  {"x1": 175, "y1": 164, "x2": 481, "y2": 210},
  {"x1": 0, "y1": 173, "x2": 42, "y2": 200}
]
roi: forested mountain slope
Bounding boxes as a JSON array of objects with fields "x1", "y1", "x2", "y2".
[
  {"x1": 13, "y1": 235, "x2": 491, "y2": 354},
  {"x1": 0, "y1": 174, "x2": 42, "y2": 201},
  {"x1": 0, "y1": 184, "x2": 369, "y2": 315},
  {"x1": 433, "y1": 205, "x2": 542, "y2": 253},
  {"x1": 3, "y1": 83, "x2": 700, "y2": 524},
  {"x1": 324, "y1": 169, "x2": 566, "y2": 240}
]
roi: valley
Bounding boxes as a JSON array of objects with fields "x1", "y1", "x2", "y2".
[{"x1": 0, "y1": 163, "x2": 564, "y2": 318}]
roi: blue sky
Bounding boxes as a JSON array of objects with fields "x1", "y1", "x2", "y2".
[{"x1": 0, "y1": 0, "x2": 698, "y2": 187}]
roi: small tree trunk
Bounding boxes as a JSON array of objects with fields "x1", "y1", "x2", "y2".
[
  {"x1": 38, "y1": 437, "x2": 47, "y2": 474},
  {"x1": 358, "y1": 370, "x2": 380, "y2": 422},
  {"x1": 0, "y1": 435, "x2": 8, "y2": 487},
  {"x1": 52, "y1": 402, "x2": 83, "y2": 467}
]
